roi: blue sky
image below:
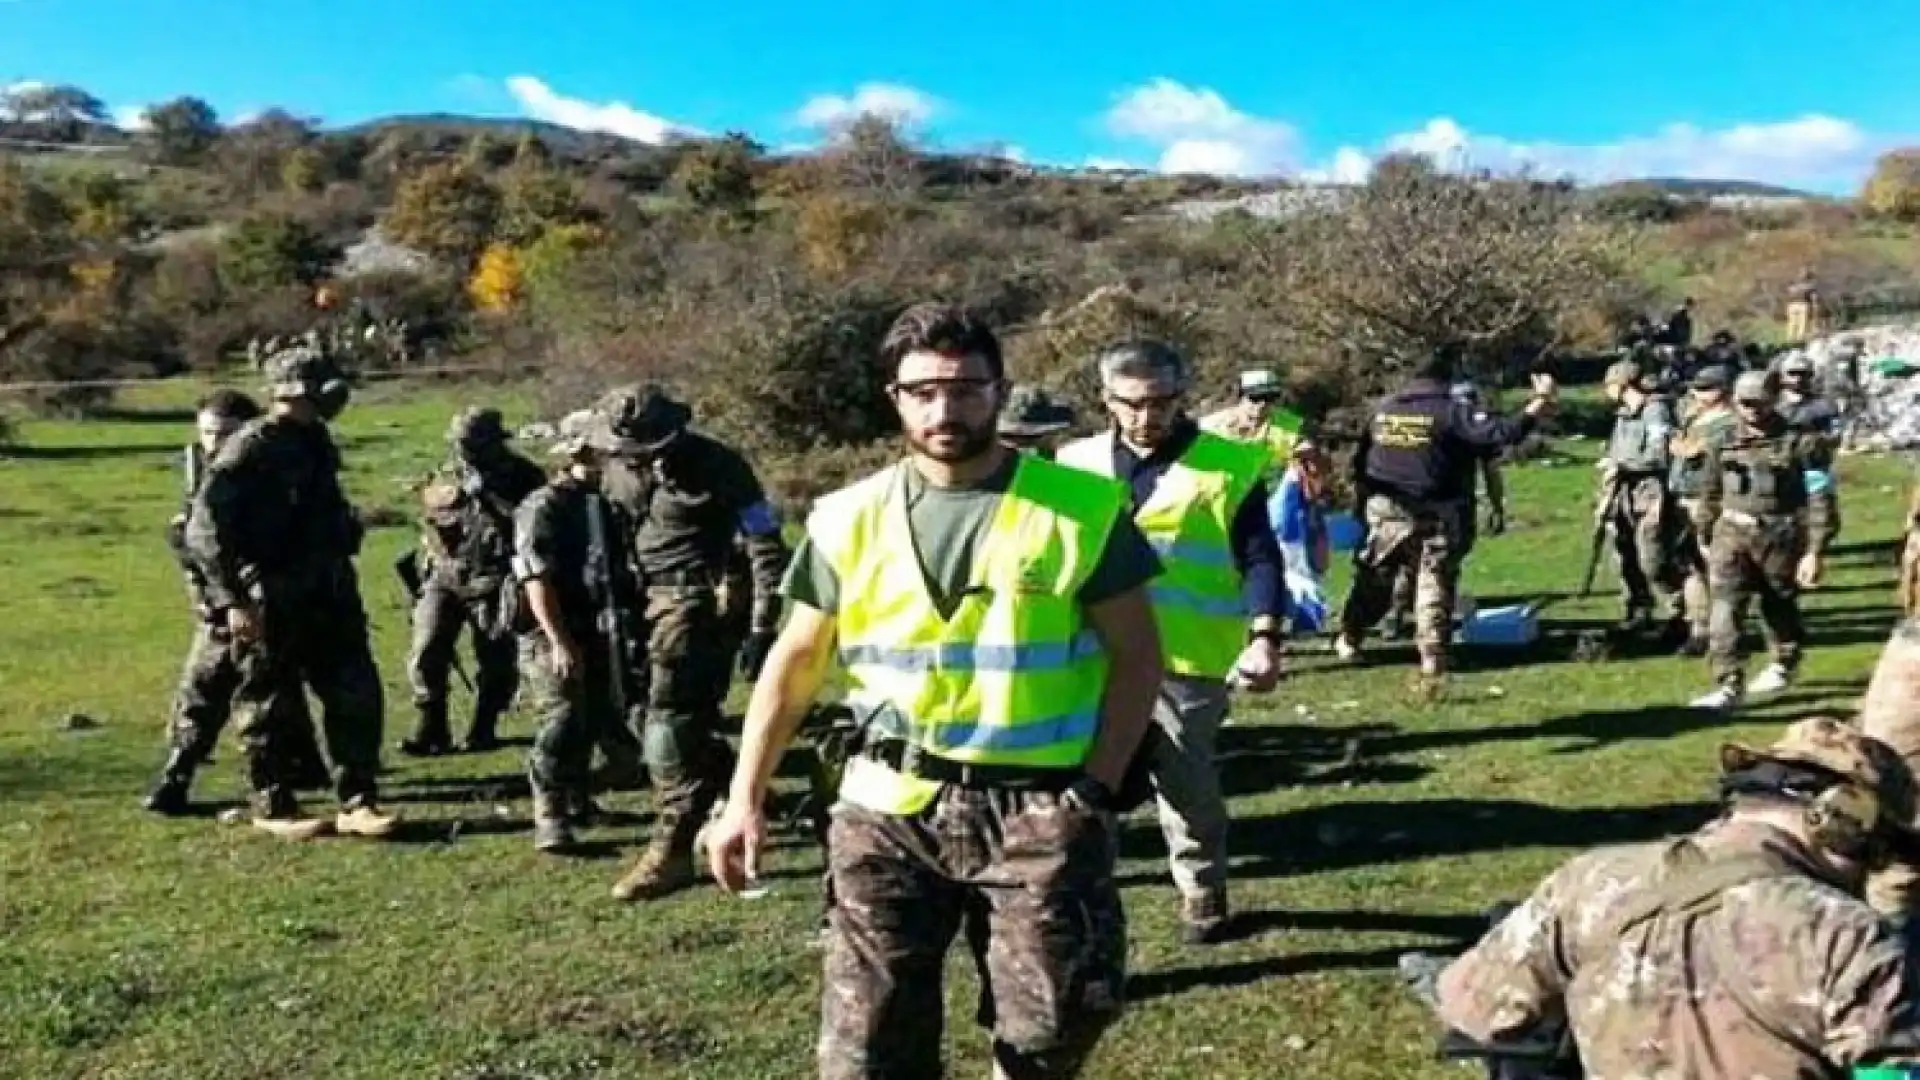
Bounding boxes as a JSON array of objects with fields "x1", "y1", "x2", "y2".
[{"x1": 4, "y1": 0, "x2": 1916, "y2": 191}]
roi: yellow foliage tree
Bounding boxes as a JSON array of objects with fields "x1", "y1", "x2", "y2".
[
  {"x1": 68, "y1": 258, "x2": 118, "y2": 295},
  {"x1": 1863, "y1": 148, "x2": 1920, "y2": 222},
  {"x1": 794, "y1": 193, "x2": 890, "y2": 279},
  {"x1": 467, "y1": 242, "x2": 524, "y2": 313}
]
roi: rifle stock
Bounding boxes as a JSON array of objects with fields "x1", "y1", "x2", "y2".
[
  {"x1": 584, "y1": 494, "x2": 629, "y2": 719},
  {"x1": 1579, "y1": 476, "x2": 1621, "y2": 598}
]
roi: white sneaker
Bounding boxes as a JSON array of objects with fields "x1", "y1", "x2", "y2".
[
  {"x1": 1690, "y1": 686, "x2": 1742, "y2": 711},
  {"x1": 1746, "y1": 664, "x2": 1792, "y2": 696},
  {"x1": 1333, "y1": 635, "x2": 1360, "y2": 662}
]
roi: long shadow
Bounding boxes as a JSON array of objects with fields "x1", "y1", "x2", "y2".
[
  {"x1": 1119, "y1": 797, "x2": 1717, "y2": 885},
  {"x1": 89, "y1": 406, "x2": 199, "y2": 425},
  {"x1": 1828, "y1": 537, "x2": 1900, "y2": 562},
  {"x1": 1373, "y1": 703, "x2": 1750, "y2": 761},
  {"x1": 1127, "y1": 946, "x2": 1417, "y2": 1003},
  {"x1": 2, "y1": 443, "x2": 177, "y2": 461},
  {"x1": 1216, "y1": 723, "x2": 1430, "y2": 799}
]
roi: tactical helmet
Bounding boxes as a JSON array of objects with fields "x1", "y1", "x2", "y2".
[
  {"x1": 262, "y1": 346, "x2": 351, "y2": 417},
  {"x1": 998, "y1": 384, "x2": 1076, "y2": 437},
  {"x1": 1449, "y1": 380, "x2": 1482, "y2": 405},
  {"x1": 1604, "y1": 359, "x2": 1646, "y2": 390},
  {"x1": 594, "y1": 383, "x2": 691, "y2": 455},
  {"x1": 447, "y1": 407, "x2": 512, "y2": 448},
  {"x1": 1780, "y1": 355, "x2": 1815, "y2": 377},
  {"x1": 1733, "y1": 370, "x2": 1776, "y2": 405},
  {"x1": 1721, "y1": 717, "x2": 1919, "y2": 838},
  {"x1": 547, "y1": 409, "x2": 606, "y2": 459},
  {"x1": 1690, "y1": 364, "x2": 1732, "y2": 391}
]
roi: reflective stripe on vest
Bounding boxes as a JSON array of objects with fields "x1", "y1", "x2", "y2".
[
  {"x1": 1058, "y1": 429, "x2": 1264, "y2": 678},
  {"x1": 807, "y1": 455, "x2": 1125, "y2": 815}
]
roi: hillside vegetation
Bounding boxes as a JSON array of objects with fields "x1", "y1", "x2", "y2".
[{"x1": 4, "y1": 82, "x2": 1920, "y2": 500}]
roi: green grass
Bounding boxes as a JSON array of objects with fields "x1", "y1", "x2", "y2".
[{"x1": 1, "y1": 381, "x2": 1912, "y2": 1079}]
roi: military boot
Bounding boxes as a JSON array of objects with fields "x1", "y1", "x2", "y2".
[
  {"x1": 532, "y1": 791, "x2": 576, "y2": 853},
  {"x1": 250, "y1": 786, "x2": 330, "y2": 842},
  {"x1": 461, "y1": 706, "x2": 502, "y2": 754},
  {"x1": 610, "y1": 811, "x2": 700, "y2": 901},
  {"x1": 142, "y1": 748, "x2": 196, "y2": 816},
  {"x1": 335, "y1": 794, "x2": 399, "y2": 838},
  {"x1": 1179, "y1": 889, "x2": 1231, "y2": 946},
  {"x1": 399, "y1": 702, "x2": 454, "y2": 758}
]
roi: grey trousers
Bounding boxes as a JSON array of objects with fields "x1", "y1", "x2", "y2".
[{"x1": 1147, "y1": 673, "x2": 1232, "y2": 900}]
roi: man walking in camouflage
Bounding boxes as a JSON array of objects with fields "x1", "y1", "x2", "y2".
[
  {"x1": 1689, "y1": 370, "x2": 1836, "y2": 711},
  {"x1": 593, "y1": 384, "x2": 790, "y2": 901},
  {"x1": 1777, "y1": 352, "x2": 1845, "y2": 537},
  {"x1": 398, "y1": 407, "x2": 548, "y2": 757},
  {"x1": 510, "y1": 413, "x2": 643, "y2": 852},
  {"x1": 184, "y1": 348, "x2": 396, "y2": 839},
  {"x1": 1597, "y1": 358, "x2": 1681, "y2": 635},
  {"x1": 1383, "y1": 380, "x2": 1506, "y2": 641},
  {"x1": 1436, "y1": 717, "x2": 1920, "y2": 1075},
  {"x1": 1667, "y1": 364, "x2": 1738, "y2": 655},
  {"x1": 145, "y1": 390, "x2": 329, "y2": 814},
  {"x1": 705, "y1": 302, "x2": 1165, "y2": 1079},
  {"x1": 1336, "y1": 345, "x2": 1555, "y2": 688}
]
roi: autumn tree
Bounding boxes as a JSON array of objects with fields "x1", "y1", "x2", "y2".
[
  {"x1": 823, "y1": 114, "x2": 922, "y2": 198},
  {"x1": 217, "y1": 108, "x2": 317, "y2": 196},
  {"x1": 1248, "y1": 154, "x2": 1634, "y2": 395},
  {"x1": 673, "y1": 133, "x2": 762, "y2": 222},
  {"x1": 1863, "y1": 149, "x2": 1920, "y2": 222},
  {"x1": 467, "y1": 243, "x2": 524, "y2": 313},
  {"x1": 217, "y1": 212, "x2": 338, "y2": 291},
  {"x1": 141, "y1": 96, "x2": 221, "y2": 164},
  {"x1": 495, "y1": 164, "x2": 596, "y2": 247},
  {"x1": 381, "y1": 162, "x2": 501, "y2": 265}
]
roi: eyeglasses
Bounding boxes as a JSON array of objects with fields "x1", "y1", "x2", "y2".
[
  {"x1": 890, "y1": 379, "x2": 998, "y2": 407},
  {"x1": 1106, "y1": 391, "x2": 1181, "y2": 414}
]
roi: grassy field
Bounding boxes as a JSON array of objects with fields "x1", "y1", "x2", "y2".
[{"x1": 1, "y1": 378, "x2": 1913, "y2": 1080}]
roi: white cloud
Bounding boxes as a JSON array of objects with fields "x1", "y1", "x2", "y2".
[
  {"x1": 506, "y1": 75, "x2": 697, "y2": 144},
  {"x1": 1084, "y1": 156, "x2": 1144, "y2": 172},
  {"x1": 793, "y1": 82, "x2": 940, "y2": 131},
  {"x1": 1348, "y1": 114, "x2": 1884, "y2": 190},
  {"x1": 1104, "y1": 78, "x2": 1299, "y2": 177},
  {"x1": 1299, "y1": 146, "x2": 1374, "y2": 185},
  {"x1": 112, "y1": 104, "x2": 149, "y2": 131}
]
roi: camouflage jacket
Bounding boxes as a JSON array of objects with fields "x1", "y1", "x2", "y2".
[
  {"x1": 1603, "y1": 395, "x2": 1676, "y2": 477},
  {"x1": 510, "y1": 476, "x2": 641, "y2": 641},
  {"x1": 418, "y1": 453, "x2": 546, "y2": 594},
  {"x1": 1699, "y1": 412, "x2": 1835, "y2": 553},
  {"x1": 184, "y1": 415, "x2": 362, "y2": 609},
  {"x1": 1436, "y1": 818, "x2": 1920, "y2": 1078},
  {"x1": 600, "y1": 430, "x2": 788, "y2": 618},
  {"x1": 1667, "y1": 404, "x2": 1736, "y2": 499}
]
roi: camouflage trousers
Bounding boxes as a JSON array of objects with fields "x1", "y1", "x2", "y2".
[
  {"x1": 1862, "y1": 618, "x2": 1920, "y2": 919},
  {"x1": 1390, "y1": 509, "x2": 1478, "y2": 624},
  {"x1": 1706, "y1": 513, "x2": 1807, "y2": 691},
  {"x1": 406, "y1": 580, "x2": 519, "y2": 727},
  {"x1": 233, "y1": 583, "x2": 385, "y2": 803},
  {"x1": 1340, "y1": 495, "x2": 1464, "y2": 670},
  {"x1": 641, "y1": 584, "x2": 735, "y2": 824},
  {"x1": 520, "y1": 632, "x2": 622, "y2": 799},
  {"x1": 820, "y1": 789, "x2": 1125, "y2": 1079},
  {"x1": 1608, "y1": 475, "x2": 1683, "y2": 619},
  {"x1": 168, "y1": 615, "x2": 327, "y2": 776},
  {"x1": 1671, "y1": 498, "x2": 1713, "y2": 640},
  {"x1": 1146, "y1": 674, "x2": 1232, "y2": 900}
]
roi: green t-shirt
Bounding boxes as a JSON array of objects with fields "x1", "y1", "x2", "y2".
[{"x1": 782, "y1": 455, "x2": 1161, "y2": 618}]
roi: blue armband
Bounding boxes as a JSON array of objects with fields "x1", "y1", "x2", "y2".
[
  {"x1": 739, "y1": 500, "x2": 782, "y2": 537},
  {"x1": 1804, "y1": 469, "x2": 1835, "y2": 495}
]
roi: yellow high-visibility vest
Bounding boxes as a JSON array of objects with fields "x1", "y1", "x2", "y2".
[
  {"x1": 1200, "y1": 407, "x2": 1301, "y2": 476},
  {"x1": 1057, "y1": 429, "x2": 1263, "y2": 679},
  {"x1": 809, "y1": 455, "x2": 1126, "y2": 815}
]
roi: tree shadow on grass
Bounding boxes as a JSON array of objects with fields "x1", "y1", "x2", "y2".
[
  {"x1": 1128, "y1": 945, "x2": 1420, "y2": 1002},
  {"x1": 2, "y1": 443, "x2": 177, "y2": 462},
  {"x1": 1216, "y1": 722, "x2": 1430, "y2": 799},
  {"x1": 1119, "y1": 797, "x2": 1716, "y2": 886}
]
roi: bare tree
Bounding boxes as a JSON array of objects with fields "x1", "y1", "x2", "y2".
[{"x1": 1246, "y1": 154, "x2": 1635, "y2": 393}]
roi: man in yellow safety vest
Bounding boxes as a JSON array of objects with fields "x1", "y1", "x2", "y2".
[
  {"x1": 1057, "y1": 340, "x2": 1287, "y2": 945},
  {"x1": 705, "y1": 302, "x2": 1166, "y2": 1080}
]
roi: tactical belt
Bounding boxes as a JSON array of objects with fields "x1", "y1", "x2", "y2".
[
  {"x1": 645, "y1": 568, "x2": 716, "y2": 588},
  {"x1": 858, "y1": 737, "x2": 1079, "y2": 792}
]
